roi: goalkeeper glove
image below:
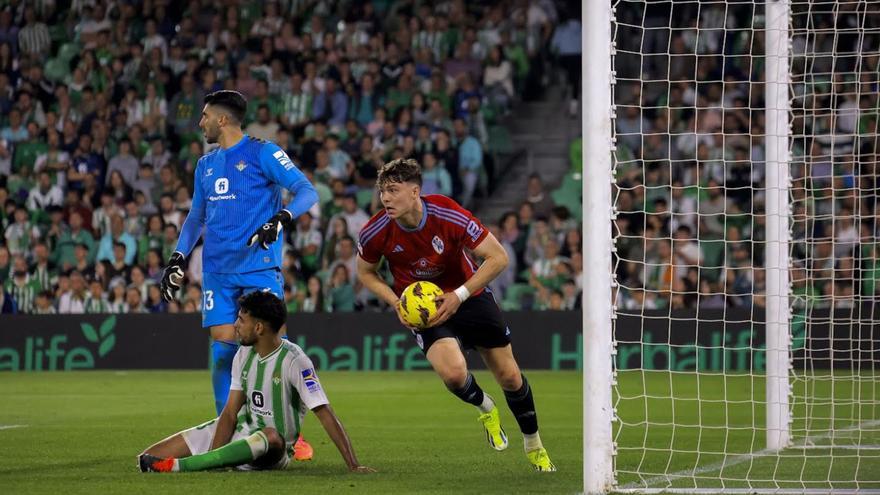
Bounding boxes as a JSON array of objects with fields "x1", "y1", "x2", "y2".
[
  {"x1": 160, "y1": 251, "x2": 186, "y2": 302},
  {"x1": 248, "y1": 210, "x2": 293, "y2": 250}
]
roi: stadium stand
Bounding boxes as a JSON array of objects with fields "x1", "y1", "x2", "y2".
[{"x1": 0, "y1": 0, "x2": 583, "y2": 314}]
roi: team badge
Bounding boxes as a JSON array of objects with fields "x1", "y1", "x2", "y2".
[
  {"x1": 301, "y1": 368, "x2": 321, "y2": 392},
  {"x1": 236, "y1": 161, "x2": 247, "y2": 172},
  {"x1": 432, "y1": 236, "x2": 444, "y2": 254}
]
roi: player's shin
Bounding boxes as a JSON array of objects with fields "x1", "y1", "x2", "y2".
[
  {"x1": 176, "y1": 431, "x2": 270, "y2": 472},
  {"x1": 449, "y1": 372, "x2": 490, "y2": 409},
  {"x1": 503, "y1": 374, "x2": 542, "y2": 450},
  {"x1": 211, "y1": 340, "x2": 239, "y2": 415}
]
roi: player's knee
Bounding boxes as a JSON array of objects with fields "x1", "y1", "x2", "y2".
[
  {"x1": 497, "y1": 369, "x2": 523, "y2": 391},
  {"x1": 261, "y1": 427, "x2": 285, "y2": 451},
  {"x1": 440, "y1": 366, "x2": 469, "y2": 390}
]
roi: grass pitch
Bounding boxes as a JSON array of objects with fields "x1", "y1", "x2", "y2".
[
  {"x1": 3, "y1": 370, "x2": 878, "y2": 494},
  {"x1": 0, "y1": 371, "x2": 582, "y2": 495}
]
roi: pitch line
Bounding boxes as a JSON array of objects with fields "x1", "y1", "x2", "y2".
[{"x1": 618, "y1": 419, "x2": 880, "y2": 491}]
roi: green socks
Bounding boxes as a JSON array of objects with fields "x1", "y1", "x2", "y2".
[{"x1": 177, "y1": 431, "x2": 270, "y2": 472}]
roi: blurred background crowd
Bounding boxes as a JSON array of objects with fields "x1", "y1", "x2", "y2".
[
  {"x1": 611, "y1": 2, "x2": 879, "y2": 312},
  {"x1": 0, "y1": 0, "x2": 586, "y2": 314}
]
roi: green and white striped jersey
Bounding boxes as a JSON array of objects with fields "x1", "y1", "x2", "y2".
[{"x1": 230, "y1": 340, "x2": 328, "y2": 448}]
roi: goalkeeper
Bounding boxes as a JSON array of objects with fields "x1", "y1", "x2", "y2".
[
  {"x1": 160, "y1": 90, "x2": 318, "y2": 458},
  {"x1": 138, "y1": 291, "x2": 374, "y2": 474}
]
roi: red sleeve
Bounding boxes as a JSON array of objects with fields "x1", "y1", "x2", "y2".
[
  {"x1": 426, "y1": 195, "x2": 489, "y2": 250},
  {"x1": 357, "y1": 212, "x2": 389, "y2": 264}
]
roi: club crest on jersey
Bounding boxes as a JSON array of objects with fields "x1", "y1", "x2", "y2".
[
  {"x1": 432, "y1": 236, "x2": 444, "y2": 254},
  {"x1": 235, "y1": 160, "x2": 247, "y2": 172},
  {"x1": 301, "y1": 368, "x2": 320, "y2": 392}
]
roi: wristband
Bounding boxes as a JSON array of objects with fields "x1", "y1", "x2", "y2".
[{"x1": 453, "y1": 285, "x2": 471, "y2": 303}]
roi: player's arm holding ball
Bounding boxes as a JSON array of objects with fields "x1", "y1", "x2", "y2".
[
  {"x1": 356, "y1": 256, "x2": 413, "y2": 328},
  {"x1": 430, "y1": 232, "x2": 509, "y2": 327}
]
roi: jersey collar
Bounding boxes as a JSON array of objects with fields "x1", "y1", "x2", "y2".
[
  {"x1": 258, "y1": 342, "x2": 284, "y2": 362},
  {"x1": 221, "y1": 135, "x2": 249, "y2": 154},
  {"x1": 396, "y1": 198, "x2": 428, "y2": 232}
]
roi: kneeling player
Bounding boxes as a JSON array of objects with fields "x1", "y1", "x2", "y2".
[
  {"x1": 138, "y1": 291, "x2": 373, "y2": 473},
  {"x1": 356, "y1": 158, "x2": 555, "y2": 472}
]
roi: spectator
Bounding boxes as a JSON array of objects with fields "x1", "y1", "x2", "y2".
[
  {"x1": 454, "y1": 118, "x2": 482, "y2": 209},
  {"x1": 291, "y1": 211, "x2": 322, "y2": 278},
  {"x1": 4, "y1": 205, "x2": 39, "y2": 258},
  {"x1": 96, "y1": 215, "x2": 137, "y2": 265},
  {"x1": 58, "y1": 271, "x2": 88, "y2": 314},
  {"x1": 84, "y1": 279, "x2": 110, "y2": 313},
  {"x1": 5, "y1": 256, "x2": 39, "y2": 313},
  {"x1": 301, "y1": 275, "x2": 326, "y2": 313},
  {"x1": 246, "y1": 104, "x2": 281, "y2": 143},
  {"x1": 106, "y1": 139, "x2": 141, "y2": 187},
  {"x1": 326, "y1": 194, "x2": 369, "y2": 240},
  {"x1": 421, "y1": 152, "x2": 453, "y2": 197},
  {"x1": 312, "y1": 78, "x2": 348, "y2": 131},
  {"x1": 327, "y1": 236, "x2": 358, "y2": 286},
  {"x1": 125, "y1": 286, "x2": 147, "y2": 313},
  {"x1": 327, "y1": 264, "x2": 356, "y2": 312},
  {"x1": 27, "y1": 171, "x2": 64, "y2": 212},
  {"x1": 17, "y1": 6, "x2": 50, "y2": 60}
]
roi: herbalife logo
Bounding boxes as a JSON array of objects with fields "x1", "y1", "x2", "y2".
[{"x1": 0, "y1": 316, "x2": 117, "y2": 371}]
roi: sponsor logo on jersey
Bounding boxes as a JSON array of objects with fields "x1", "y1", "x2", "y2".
[
  {"x1": 410, "y1": 258, "x2": 444, "y2": 278},
  {"x1": 301, "y1": 368, "x2": 321, "y2": 392},
  {"x1": 466, "y1": 220, "x2": 484, "y2": 242},
  {"x1": 431, "y1": 236, "x2": 444, "y2": 254},
  {"x1": 252, "y1": 391, "x2": 264, "y2": 408},
  {"x1": 273, "y1": 150, "x2": 295, "y2": 171},
  {"x1": 235, "y1": 161, "x2": 248, "y2": 172},
  {"x1": 392, "y1": 244, "x2": 404, "y2": 253},
  {"x1": 208, "y1": 177, "x2": 236, "y2": 201}
]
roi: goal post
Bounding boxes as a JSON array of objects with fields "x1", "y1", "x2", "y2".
[
  {"x1": 582, "y1": 0, "x2": 615, "y2": 492},
  {"x1": 582, "y1": 0, "x2": 880, "y2": 493},
  {"x1": 764, "y1": 0, "x2": 792, "y2": 452}
]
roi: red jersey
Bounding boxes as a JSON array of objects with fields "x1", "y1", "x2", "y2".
[{"x1": 357, "y1": 195, "x2": 490, "y2": 296}]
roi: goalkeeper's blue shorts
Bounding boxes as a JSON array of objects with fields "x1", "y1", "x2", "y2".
[{"x1": 201, "y1": 269, "x2": 284, "y2": 328}]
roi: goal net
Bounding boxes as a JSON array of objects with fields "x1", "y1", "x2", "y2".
[{"x1": 600, "y1": 0, "x2": 880, "y2": 492}]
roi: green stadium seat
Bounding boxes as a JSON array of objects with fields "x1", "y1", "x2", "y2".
[
  {"x1": 57, "y1": 42, "x2": 81, "y2": 63},
  {"x1": 356, "y1": 189, "x2": 374, "y2": 210},
  {"x1": 503, "y1": 283, "x2": 536, "y2": 311},
  {"x1": 43, "y1": 58, "x2": 69, "y2": 83},
  {"x1": 487, "y1": 125, "x2": 513, "y2": 155}
]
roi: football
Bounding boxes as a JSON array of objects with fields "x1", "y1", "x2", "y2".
[{"x1": 398, "y1": 281, "x2": 444, "y2": 329}]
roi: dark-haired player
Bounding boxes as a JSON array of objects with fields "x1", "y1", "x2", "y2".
[
  {"x1": 159, "y1": 90, "x2": 318, "y2": 460},
  {"x1": 356, "y1": 158, "x2": 555, "y2": 472},
  {"x1": 138, "y1": 291, "x2": 374, "y2": 474}
]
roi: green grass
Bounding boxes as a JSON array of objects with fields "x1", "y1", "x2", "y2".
[
  {"x1": 0, "y1": 371, "x2": 582, "y2": 495},
  {"x1": 615, "y1": 370, "x2": 880, "y2": 491},
  {"x1": 4, "y1": 370, "x2": 878, "y2": 494}
]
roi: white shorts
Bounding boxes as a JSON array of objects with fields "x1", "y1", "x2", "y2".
[{"x1": 180, "y1": 418, "x2": 290, "y2": 471}]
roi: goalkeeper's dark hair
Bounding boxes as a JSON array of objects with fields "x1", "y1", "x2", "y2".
[
  {"x1": 377, "y1": 158, "x2": 422, "y2": 188},
  {"x1": 204, "y1": 90, "x2": 247, "y2": 124},
  {"x1": 238, "y1": 291, "x2": 287, "y2": 333}
]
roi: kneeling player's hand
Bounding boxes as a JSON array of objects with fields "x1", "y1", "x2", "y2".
[
  {"x1": 428, "y1": 292, "x2": 462, "y2": 328},
  {"x1": 248, "y1": 210, "x2": 293, "y2": 250},
  {"x1": 160, "y1": 251, "x2": 186, "y2": 302},
  {"x1": 350, "y1": 465, "x2": 377, "y2": 474}
]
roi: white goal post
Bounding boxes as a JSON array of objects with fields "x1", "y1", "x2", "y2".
[{"x1": 583, "y1": 0, "x2": 880, "y2": 493}]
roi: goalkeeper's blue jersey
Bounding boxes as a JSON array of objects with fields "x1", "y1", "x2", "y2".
[{"x1": 175, "y1": 135, "x2": 317, "y2": 274}]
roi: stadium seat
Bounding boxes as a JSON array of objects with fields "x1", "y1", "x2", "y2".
[
  {"x1": 487, "y1": 125, "x2": 513, "y2": 155},
  {"x1": 57, "y1": 42, "x2": 81, "y2": 63},
  {"x1": 551, "y1": 173, "x2": 582, "y2": 221},
  {"x1": 43, "y1": 58, "x2": 69, "y2": 83},
  {"x1": 356, "y1": 189, "x2": 374, "y2": 210},
  {"x1": 502, "y1": 283, "x2": 536, "y2": 311}
]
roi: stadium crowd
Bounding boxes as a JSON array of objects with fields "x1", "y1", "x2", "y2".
[
  {"x1": 0, "y1": 0, "x2": 586, "y2": 314},
  {"x1": 611, "y1": 2, "x2": 880, "y2": 311}
]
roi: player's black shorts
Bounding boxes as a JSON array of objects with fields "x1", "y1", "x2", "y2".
[{"x1": 411, "y1": 290, "x2": 511, "y2": 353}]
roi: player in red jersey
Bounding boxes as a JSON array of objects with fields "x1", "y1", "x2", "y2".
[{"x1": 356, "y1": 158, "x2": 555, "y2": 472}]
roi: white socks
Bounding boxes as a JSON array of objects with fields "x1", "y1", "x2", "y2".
[
  {"x1": 478, "y1": 394, "x2": 495, "y2": 414},
  {"x1": 524, "y1": 431, "x2": 543, "y2": 452}
]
